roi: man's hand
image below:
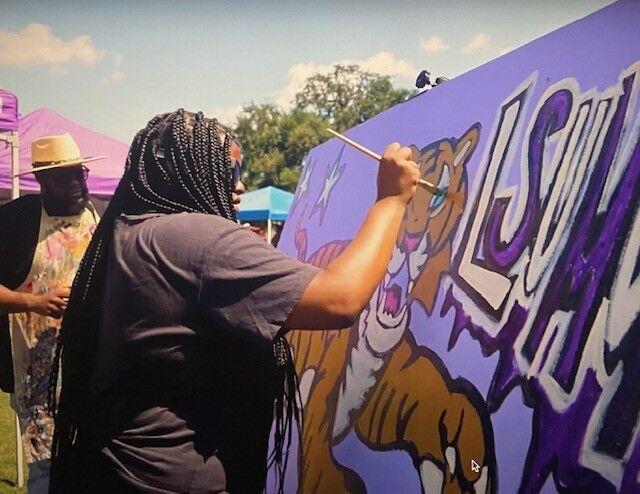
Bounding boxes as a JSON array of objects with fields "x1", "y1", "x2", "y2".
[{"x1": 27, "y1": 288, "x2": 70, "y2": 319}]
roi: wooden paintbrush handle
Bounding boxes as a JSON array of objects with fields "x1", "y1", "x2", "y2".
[{"x1": 326, "y1": 128, "x2": 445, "y2": 197}]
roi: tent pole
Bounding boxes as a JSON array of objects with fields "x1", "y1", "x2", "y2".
[
  {"x1": 4, "y1": 131, "x2": 24, "y2": 487},
  {"x1": 14, "y1": 413, "x2": 24, "y2": 487},
  {"x1": 11, "y1": 132, "x2": 24, "y2": 487},
  {"x1": 0, "y1": 131, "x2": 19, "y2": 199},
  {"x1": 11, "y1": 131, "x2": 19, "y2": 199},
  {"x1": 267, "y1": 218, "x2": 272, "y2": 245}
]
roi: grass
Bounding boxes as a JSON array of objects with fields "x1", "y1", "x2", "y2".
[{"x1": 0, "y1": 393, "x2": 25, "y2": 493}]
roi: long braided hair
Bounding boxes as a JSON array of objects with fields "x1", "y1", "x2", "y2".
[{"x1": 49, "y1": 109, "x2": 299, "y2": 491}]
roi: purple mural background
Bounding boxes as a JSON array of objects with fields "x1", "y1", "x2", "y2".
[{"x1": 273, "y1": 1, "x2": 640, "y2": 492}]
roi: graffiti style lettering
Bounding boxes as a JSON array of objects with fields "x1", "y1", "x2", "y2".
[
  {"x1": 456, "y1": 77, "x2": 531, "y2": 315},
  {"x1": 445, "y1": 62, "x2": 640, "y2": 492}
]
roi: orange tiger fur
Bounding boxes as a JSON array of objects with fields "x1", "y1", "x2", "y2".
[{"x1": 287, "y1": 125, "x2": 495, "y2": 493}]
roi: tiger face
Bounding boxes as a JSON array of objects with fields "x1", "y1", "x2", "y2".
[{"x1": 365, "y1": 124, "x2": 480, "y2": 353}]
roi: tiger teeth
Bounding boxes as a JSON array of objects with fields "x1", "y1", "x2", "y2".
[{"x1": 376, "y1": 299, "x2": 408, "y2": 328}]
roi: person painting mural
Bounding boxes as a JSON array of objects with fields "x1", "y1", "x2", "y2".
[
  {"x1": 0, "y1": 133, "x2": 101, "y2": 493},
  {"x1": 49, "y1": 109, "x2": 420, "y2": 493}
]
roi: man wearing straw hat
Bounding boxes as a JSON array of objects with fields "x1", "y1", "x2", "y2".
[{"x1": 0, "y1": 133, "x2": 102, "y2": 493}]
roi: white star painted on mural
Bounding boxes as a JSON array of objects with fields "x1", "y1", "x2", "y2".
[
  {"x1": 298, "y1": 156, "x2": 312, "y2": 196},
  {"x1": 289, "y1": 155, "x2": 314, "y2": 218},
  {"x1": 313, "y1": 146, "x2": 346, "y2": 221}
]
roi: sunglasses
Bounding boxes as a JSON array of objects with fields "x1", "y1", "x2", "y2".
[
  {"x1": 153, "y1": 142, "x2": 242, "y2": 186},
  {"x1": 37, "y1": 166, "x2": 90, "y2": 185},
  {"x1": 230, "y1": 159, "x2": 242, "y2": 186}
]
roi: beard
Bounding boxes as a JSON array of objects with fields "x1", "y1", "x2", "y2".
[
  {"x1": 66, "y1": 194, "x2": 89, "y2": 215},
  {"x1": 42, "y1": 188, "x2": 90, "y2": 216}
]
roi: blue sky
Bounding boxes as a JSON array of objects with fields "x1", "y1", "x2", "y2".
[{"x1": 0, "y1": 0, "x2": 613, "y2": 143}]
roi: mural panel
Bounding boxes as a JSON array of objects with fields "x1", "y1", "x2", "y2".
[{"x1": 277, "y1": 1, "x2": 640, "y2": 492}]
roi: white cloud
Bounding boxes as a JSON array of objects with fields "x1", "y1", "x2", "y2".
[
  {"x1": 102, "y1": 69, "x2": 124, "y2": 85},
  {"x1": 362, "y1": 51, "x2": 415, "y2": 79},
  {"x1": 101, "y1": 53, "x2": 125, "y2": 85},
  {"x1": 276, "y1": 62, "x2": 325, "y2": 108},
  {"x1": 0, "y1": 23, "x2": 105, "y2": 68},
  {"x1": 209, "y1": 105, "x2": 243, "y2": 128},
  {"x1": 420, "y1": 36, "x2": 449, "y2": 53},
  {"x1": 461, "y1": 33, "x2": 491, "y2": 54},
  {"x1": 276, "y1": 51, "x2": 416, "y2": 108}
]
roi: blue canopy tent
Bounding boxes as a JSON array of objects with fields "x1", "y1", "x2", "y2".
[{"x1": 236, "y1": 186, "x2": 294, "y2": 243}]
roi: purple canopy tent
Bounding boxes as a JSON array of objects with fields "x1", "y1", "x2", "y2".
[
  {"x1": 0, "y1": 106, "x2": 129, "y2": 197},
  {"x1": 0, "y1": 89, "x2": 20, "y2": 201},
  {"x1": 0, "y1": 89, "x2": 19, "y2": 133}
]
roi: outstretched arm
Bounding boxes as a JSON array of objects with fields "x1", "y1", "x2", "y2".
[{"x1": 284, "y1": 143, "x2": 420, "y2": 330}]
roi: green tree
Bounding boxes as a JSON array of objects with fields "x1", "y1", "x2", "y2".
[
  {"x1": 234, "y1": 64, "x2": 414, "y2": 191},
  {"x1": 234, "y1": 104, "x2": 326, "y2": 192},
  {"x1": 294, "y1": 64, "x2": 414, "y2": 132}
]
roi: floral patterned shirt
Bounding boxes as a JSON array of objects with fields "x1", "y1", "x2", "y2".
[{"x1": 9, "y1": 204, "x2": 98, "y2": 463}]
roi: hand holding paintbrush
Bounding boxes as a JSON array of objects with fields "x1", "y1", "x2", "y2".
[{"x1": 326, "y1": 128, "x2": 447, "y2": 198}]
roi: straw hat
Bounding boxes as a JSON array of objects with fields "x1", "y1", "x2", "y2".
[{"x1": 13, "y1": 133, "x2": 105, "y2": 177}]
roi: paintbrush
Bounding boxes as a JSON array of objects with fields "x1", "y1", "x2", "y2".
[{"x1": 326, "y1": 128, "x2": 446, "y2": 197}]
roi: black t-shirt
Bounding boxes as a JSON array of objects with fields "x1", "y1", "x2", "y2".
[
  {"x1": 85, "y1": 212, "x2": 319, "y2": 493},
  {"x1": 0, "y1": 194, "x2": 41, "y2": 393}
]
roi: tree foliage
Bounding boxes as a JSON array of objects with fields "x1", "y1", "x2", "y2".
[
  {"x1": 234, "y1": 105, "x2": 326, "y2": 191},
  {"x1": 234, "y1": 64, "x2": 414, "y2": 191},
  {"x1": 295, "y1": 64, "x2": 414, "y2": 132}
]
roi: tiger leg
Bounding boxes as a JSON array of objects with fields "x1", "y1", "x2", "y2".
[
  {"x1": 354, "y1": 333, "x2": 494, "y2": 493},
  {"x1": 288, "y1": 328, "x2": 366, "y2": 493}
]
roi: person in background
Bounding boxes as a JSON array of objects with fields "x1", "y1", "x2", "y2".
[
  {"x1": 50, "y1": 109, "x2": 419, "y2": 493},
  {"x1": 0, "y1": 133, "x2": 102, "y2": 493},
  {"x1": 270, "y1": 223, "x2": 283, "y2": 248},
  {"x1": 249, "y1": 223, "x2": 267, "y2": 240}
]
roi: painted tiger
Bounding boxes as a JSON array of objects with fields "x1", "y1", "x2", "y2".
[{"x1": 287, "y1": 124, "x2": 496, "y2": 493}]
